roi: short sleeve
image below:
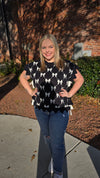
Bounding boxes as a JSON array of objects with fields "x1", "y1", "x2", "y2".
[
  {"x1": 67, "y1": 61, "x2": 79, "y2": 81},
  {"x1": 24, "y1": 64, "x2": 30, "y2": 75},
  {"x1": 24, "y1": 62, "x2": 33, "y2": 76}
]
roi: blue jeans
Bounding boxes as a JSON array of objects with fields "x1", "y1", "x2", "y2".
[{"x1": 34, "y1": 107, "x2": 69, "y2": 174}]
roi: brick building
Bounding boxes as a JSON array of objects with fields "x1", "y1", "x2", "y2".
[{"x1": 0, "y1": 0, "x2": 100, "y2": 62}]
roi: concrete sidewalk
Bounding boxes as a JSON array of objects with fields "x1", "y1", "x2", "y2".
[{"x1": 0, "y1": 115, "x2": 100, "y2": 178}]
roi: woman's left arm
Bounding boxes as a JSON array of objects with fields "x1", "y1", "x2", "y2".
[{"x1": 60, "y1": 70, "x2": 84, "y2": 98}]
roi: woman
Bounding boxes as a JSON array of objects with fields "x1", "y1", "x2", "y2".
[{"x1": 20, "y1": 34, "x2": 84, "y2": 178}]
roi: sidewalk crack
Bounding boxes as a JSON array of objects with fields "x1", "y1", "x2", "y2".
[{"x1": 65, "y1": 141, "x2": 81, "y2": 157}]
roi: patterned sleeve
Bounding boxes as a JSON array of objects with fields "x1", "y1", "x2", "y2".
[
  {"x1": 24, "y1": 62, "x2": 33, "y2": 76},
  {"x1": 67, "y1": 61, "x2": 79, "y2": 81}
]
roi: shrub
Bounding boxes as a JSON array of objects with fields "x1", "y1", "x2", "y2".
[
  {"x1": 76, "y1": 56, "x2": 100, "y2": 98},
  {"x1": 0, "y1": 61, "x2": 21, "y2": 77}
]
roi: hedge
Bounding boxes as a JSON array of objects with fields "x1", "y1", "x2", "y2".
[{"x1": 75, "y1": 56, "x2": 100, "y2": 98}]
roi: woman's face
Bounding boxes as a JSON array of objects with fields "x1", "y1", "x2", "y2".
[{"x1": 41, "y1": 39, "x2": 55, "y2": 62}]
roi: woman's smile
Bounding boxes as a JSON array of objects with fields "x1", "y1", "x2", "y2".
[
  {"x1": 45, "y1": 53, "x2": 52, "y2": 56},
  {"x1": 41, "y1": 39, "x2": 55, "y2": 62}
]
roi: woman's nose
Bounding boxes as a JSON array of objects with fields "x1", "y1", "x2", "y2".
[{"x1": 46, "y1": 48, "x2": 49, "y2": 52}]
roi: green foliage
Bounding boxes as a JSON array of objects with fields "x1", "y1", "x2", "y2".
[
  {"x1": 0, "y1": 57, "x2": 32, "y2": 80},
  {"x1": 76, "y1": 56, "x2": 100, "y2": 98},
  {"x1": 0, "y1": 66, "x2": 7, "y2": 76},
  {"x1": 0, "y1": 61, "x2": 21, "y2": 77}
]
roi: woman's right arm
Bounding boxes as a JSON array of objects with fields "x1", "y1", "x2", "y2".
[{"x1": 19, "y1": 70, "x2": 37, "y2": 97}]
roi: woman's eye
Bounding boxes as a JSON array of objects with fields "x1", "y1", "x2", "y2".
[{"x1": 42, "y1": 46, "x2": 54, "y2": 49}]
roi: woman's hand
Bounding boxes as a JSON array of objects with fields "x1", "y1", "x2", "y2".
[
  {"x1": 59, "y1": 69, "x2": 84, "y2": 98},
  {"x1": 59, "y1": 88, "x2": 71, "y2": 98},
  {"x1": 20, "y1": 70, "x2": 38, "y2": 97},
  {"x1": 31, "y1": 88, "x2": 38, "y2": 97}
]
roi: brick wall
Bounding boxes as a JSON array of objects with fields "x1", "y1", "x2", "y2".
[{"x1": 0, "y1": 0, "x2": 100, "y2": 62}]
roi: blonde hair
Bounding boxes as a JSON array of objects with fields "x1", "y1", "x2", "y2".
[{"x1": 39, "y1": 34, "x2": 64, "y2": 71}]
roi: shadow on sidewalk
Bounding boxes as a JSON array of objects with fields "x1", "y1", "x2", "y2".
[
  {"x1": 36, "y1": 131, "x2": 68, "y2": 178},
  {"x1": 0, "y1": 75, "x2": 18, "y2": 100},
  {"x1": 89, "y1": 134, "x2": 100, "y2": 151},
  {"x1": 87, "y1": 143, "x2": 100, "y2": 178}
]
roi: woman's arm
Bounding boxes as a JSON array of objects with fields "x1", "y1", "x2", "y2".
[
  {"x1": 59, "y1": 69, "x2": 84, "y2": 98},
  {"x1": 19, "y1": 70, "x2": 37, "y2": 96}
]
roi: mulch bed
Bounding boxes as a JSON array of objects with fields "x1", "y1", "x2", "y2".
[{"x1": 0, "y1": 74, "x2": 100, "y2": 150}]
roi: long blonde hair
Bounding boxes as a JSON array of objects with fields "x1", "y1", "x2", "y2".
[{"x1": 39, "y1": 34, "x2": 64, "y2": 71}]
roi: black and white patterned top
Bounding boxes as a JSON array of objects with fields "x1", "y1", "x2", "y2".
[{"x1": 24, "y1": 59, "x2": 78, "y2": 113}]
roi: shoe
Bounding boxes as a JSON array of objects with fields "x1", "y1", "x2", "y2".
[
  {"x1": 54, "y1": 173, "x2": 63, "y2": 178},
  {"x1": 48, "y1": 158, "x2": 53, "y2": 174}
]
